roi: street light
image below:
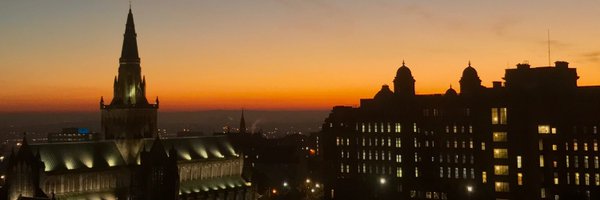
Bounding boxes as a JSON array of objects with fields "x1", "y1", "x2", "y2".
[
  {"x1": 283, "y1": 181, "x2": 288, "y2": 187},
  {"x1": 466, "y1": 185, "x2": 473, "y2": 200},
  {"x1": 306, "y1": 178, "x2": 311, "y2": 183},
  {"x1": 379, "y1": 177, "x2": 386, "y2": 185}
]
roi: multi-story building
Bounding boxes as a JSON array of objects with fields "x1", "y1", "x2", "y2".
[
  {"x1": 321, "y1": 61, "x2": 600, "y2": 199},
  {"x1": 47, "y1": 128, "x2": 99, "y2": 143},
  {"x1": 0, "y1": 8, "x2": 253, "y2": 200}
]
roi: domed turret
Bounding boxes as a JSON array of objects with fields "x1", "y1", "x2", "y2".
[
  {"x1": 445, "y1": 85, "x2": 458, "y2": 96},
  {"x1": 459, "y1": 61, "x2": 482, "y2": 95},
  {"x1": 393, "y1": 61, "x2": 415, "y2": 97},
  {"x1": 374, "y1": 85, "x2": 394, "y2": 100}
]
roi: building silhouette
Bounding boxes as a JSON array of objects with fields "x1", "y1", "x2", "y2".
[
  {"x1": 1, "y1": 8, "x2": 253, "y2": 200},
  {"x1": 321, "y1": 61, "x2": 600, "y2": 200}
]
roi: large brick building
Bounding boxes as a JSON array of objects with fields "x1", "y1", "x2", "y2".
[{"x1": 321, "y1": 61, "x2": 600, "y2": 200}]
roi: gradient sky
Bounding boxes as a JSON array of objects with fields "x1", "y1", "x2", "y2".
[{"x1": 2, "y1": 1, "x2": 600, "y2": 112}]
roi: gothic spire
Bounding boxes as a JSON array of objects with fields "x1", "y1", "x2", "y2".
[
  {"x1": 240, "y1": 109, "x2": 247, "y2": 134},
  {"x1": 120, "y1": 8, "x2": 140, "y2": 64}
]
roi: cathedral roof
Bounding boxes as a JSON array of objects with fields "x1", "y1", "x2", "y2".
[
  {"x1": 30, "y1": 141, "x2": 126, "y2": 172},
  {"x1": 141, "y1": 135, "x2": 239, "y2": 161},
  {"x1": 179, "y1": 175, "x2": 248, "y2": 194},
  {"x1": 29, "y1": 136, "x2": 238, "y2": 172}
]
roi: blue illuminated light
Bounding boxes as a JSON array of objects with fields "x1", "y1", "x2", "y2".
[{"x1": 78, "y1": 128, "x2": 90, "y2": 135}]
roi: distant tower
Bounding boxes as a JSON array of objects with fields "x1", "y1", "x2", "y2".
[
  {"x1": 393, "y1": 61, "x2": 416, "y2": 97},
  {"x1": 459, "y1": 61, "x2": 483, "y2": 95},
  {"x1": 101, "y1": 8, "x2": 158, "y2": 139},
  {"x1": 239, "y1": 110, "x2": 247, "y2": 134}
]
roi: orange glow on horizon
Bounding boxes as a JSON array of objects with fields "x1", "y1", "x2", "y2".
[{"x1": 3, "y1": 2, "x2": 600, "y2": 112}]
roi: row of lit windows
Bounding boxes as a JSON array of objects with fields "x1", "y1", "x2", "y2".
[
  {"x1": 565, "y1": 155, "x2": 600, "y2": 169},
  {"x1": 355, "y1": 163, "x2": 397, "y2": 176},
  {"x1": 445, "y1": 139, "x2": 474, "y2": 149},
  {"x1": 565, "y1": 172, "x2": 600, "y2": 186},
  {"x1": 564, "y1": 140, "x2": 599, "y2": 152},
  {"x1": 410, "y1": 190, "x2": 448, "y2": 200},
  {"x1": 358, "y1": 137, "x2": 401, "y2": 148},
  {"x1": 445, "y1": 125, "x2": 473, "y2": 134},
  {"x1": 357, "y1": 122, "x2": 402, "y2": 133},
  {"x1": 335, "y1": 137, "x2": 350, "y2": 146},
  {"x1": 356, "y1": 150, "x2": 394, "y2": 161},
  {"x1": 438, "y1": 154, "x2": 474, "y2": 164},
  {"x1": 439, "y1": 167, "x2": 475, "y2": 179}
]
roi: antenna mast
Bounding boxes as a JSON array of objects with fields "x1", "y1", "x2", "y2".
[{"x1": 547, "y1": 29, "x2": 551, "y2": 66}]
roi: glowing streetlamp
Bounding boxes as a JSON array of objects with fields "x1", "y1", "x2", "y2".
[{"x1": 379, "y1": 177, "x2": 386, "y2": 185}]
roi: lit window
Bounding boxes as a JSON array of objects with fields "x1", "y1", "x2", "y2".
[
  {"x1": 595, "y1": 174, "x2": 600, "y2": 186},
  {"x1": 413, "y1": 123, "x2": 417, "y2": 133},
  {"x1": 500, "y1": 108, "x2": 507, "y2": 124},
  {"x1": 469, "y1": 140, "x2": 473, "y2": 149},
  {"x1": 538, "y1": 125, "x2": 551, "y2": 134},
  {"x1": 517, "y1": 173, "x2": 523, "y2": 185},
  {"x1": 439, "y1": 167, "x2": 444, "y2": 178},
  {"x1": 517, "y1": 156, "x2": 522, "y2": 168},
  {"x1": 539, "y1": 140, "x2": 544, "y2": 150},
  {"x1": 585, "y1": 173, "x2": 590, "y2": 186},
  {"x1": 396, "y1": 167, "x2": 402, "y2": 177},
  {"x1": 595, "y1": 156, "x2": 599, "y2": 168},
  {"x1": 493, "y1": 149, "x2": 508, "y2": 159},
  {"x1": 482, "y1": 171, "x2": 487, "y2": 183},
  {"x1": 361, "y1": 123, "x2": 365, "y2": 132},
  {"x1": 455, "y1": 168, "x2": 459, "y2": 179},
  {"x1": 387, "y1": 123, "x2": 391, "y2": 133},
  {"x1": 541, "y1": 188, "x2": 546, "y2": 198},
  {"x1": 554, "y1": 173, "x2": 559, "y2": 185},
  {"x1": 491, "y1": 108, "x2": 499, "y2": 124},
  {"x1": 540, "y1": 155, "x2": 545, "y2": 167},
  {"x1": 396, "y1": 155, "x2": 402, "y2": 163},
  {"x1": 575, "y1": 173, "x2": 580, "y2": 185},
  {"x1": 493, "y1": 132, "x2": 507, "y2": 142},
  {"x1": 481, "y1": 142, "x2": 486, "y2": 150},
  {"x1": 574, "y1": 140, "x2": 579, "y2": 151},
  {"x1": 585, "y1": 156, "x2": 589, "y2": 168},
  {"x1": 395, "y1": 123, "x2": 401, "y2": 133},
  {"x1": 494, "y1": 165, "x2": 509, "y2": 175},
  {"x1": 575, "y1": 156, "x2": 579, "y2": 168},
  {"x1": 374, "y1": 124, "x2": 378, "y2": 133},
  {"x1": 415, "y1": 167, "x2": 419, "y2": 177},
  {"x1": 552, "y1": 144, "x2": 557, "y2": 151},
  {"x1": 395, "y1": 138, "x2": 401, "y2": 148},
  {"x1": 566, "y1": 155, "x2": 570, "y2": 168},
  {"x1": 495, "y1": 182, "x2": 509, "y2": 192},
  {"x1": 594, "y1": 141, "x2": 598, "y2": 151}
]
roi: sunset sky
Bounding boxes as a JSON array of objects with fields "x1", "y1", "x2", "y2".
[{"x1": 2, "y1": 1, "x2": 600, "y2": 112}]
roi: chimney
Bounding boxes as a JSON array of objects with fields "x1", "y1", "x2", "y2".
[
  {"x1": 555, "y1": 61, "x2": 569, "y2": 68},
  {"x1": 493, "y1": 81, "x2": 502, "y2": 88}
]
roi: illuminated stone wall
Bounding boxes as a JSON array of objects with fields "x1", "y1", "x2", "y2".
[{"x1": 101, "y1": 107, "x2": 157, "y2": 139}]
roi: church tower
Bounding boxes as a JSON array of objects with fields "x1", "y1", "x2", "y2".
[{"x1": 101, "y1": 8, "x2": 158, "y2": 139}]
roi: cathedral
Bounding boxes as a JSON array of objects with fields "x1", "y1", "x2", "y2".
[{"x1": 1, "y1": 8, "x2": 254, "y2": 200}]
